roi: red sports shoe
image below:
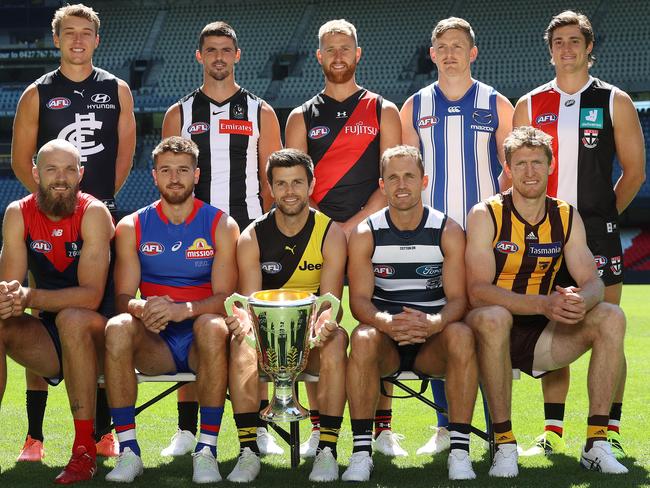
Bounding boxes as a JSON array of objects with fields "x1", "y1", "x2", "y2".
[
  {"x1": 17, "y1": 435, "x2": 45, "y2": 462},
  {"x1": 54, "y1": 446, "x2": 97, "y2": 484},
  {"x1": 96, "y1": 433, "x2": 119, "y2": 457}
]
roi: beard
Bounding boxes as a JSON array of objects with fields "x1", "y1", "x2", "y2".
[
  {"x1": 36, "y1": 183, "x2": 79, "y2": 218},
  {"x1": 322, "y1": 61, "x2": 356, "y2": 84},
  {"x1": 276, "y1": 197, "x2": 308, "y2": 216},
  {"x1": 160, "y1": 184, "x2": 194, "y2": 205},
  {"x1": 207, "y1": 65, "x2": 230, "y2": 82}
]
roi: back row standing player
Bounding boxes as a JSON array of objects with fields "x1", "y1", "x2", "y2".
[
  {"x1": 400, "y1": 17, "x2": 513, "y2": 454},
  {"x1": 10, "y1": 3, "x2": 136, "y2": 461},
  {"x1": 162, "y1": 21, "x2": 284, "y2": 456},
  {"x1": 513, "y1": 10, "x2": 645, "y2": 457},
  {"x1": 285, "y1": 19, "x2": 406, "y2": 457}
]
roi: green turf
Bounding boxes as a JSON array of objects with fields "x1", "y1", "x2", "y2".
[{"x1": 1, "y1": 286, "x2": 649, "y2": 486}]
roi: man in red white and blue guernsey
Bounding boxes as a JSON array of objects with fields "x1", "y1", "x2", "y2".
[
  {"x1": 103, "y1": 136, "x2": 238, "y2": 483},
  {"x1": 0, "y1": 139, "x2": 115, "y2": 483}
]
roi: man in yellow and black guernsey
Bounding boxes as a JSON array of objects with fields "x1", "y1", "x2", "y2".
[
  {"x1": 224, "y1": 148, "x2": 348, "y2": 483},
  {"x1": 465, "y1": 126, "x2": 628, "y2": 478}
]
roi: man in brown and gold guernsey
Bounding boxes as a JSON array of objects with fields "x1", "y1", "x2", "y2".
[
  {"x1": 224, "y1": 149, "x2": 348, "y2": 482},
  {"x1": 465, "y1": 126, "x2": 628, "y2": 477}
]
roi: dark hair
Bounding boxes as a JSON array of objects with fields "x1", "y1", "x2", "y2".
[
  {"x1": 266, "y1": 149, "x2": 314, "y2": 186},
  {"x1": 503, "y1": 126, "x2": 553, "y2": 166},
  {"x1": 544, "y1": 10, "x2": 595, "y2": 66},
  {"x1": 199, "y1": 21, "x2": 238, "y2": 51},
  {"x1": 380, "y1": 145, "x2": 424, "y2": 177},
  {"x1": 152, "y1": 136, "x2": 199, "y2": 168}
]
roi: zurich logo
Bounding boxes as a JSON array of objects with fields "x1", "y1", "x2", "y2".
[{"x1": 308, "y1": 126, "x2": 330, "y2": 139}]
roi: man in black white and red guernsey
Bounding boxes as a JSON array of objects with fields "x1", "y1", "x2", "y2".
[
  {"x1": 161, "y1": 21, "x2": 284, "y2": 457},
  {"x1": 285, "y1": 19, "x2": 404, "y2": 458},
  {"x1": 0, "y1": 139, "x2": 115, "y2": 483},
  {"x1": 10, "y1": 3, "x2": 135, "y2": 462},
  {"x1": 513, "y1": 10, "x2": 646, "y2": 458}
]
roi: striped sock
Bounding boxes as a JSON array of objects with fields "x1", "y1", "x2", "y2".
[
  {"x1": 111, "y1": 406, "x2": 140, "y2": 456},
  {"x1": 317, "y1": 415, "x2": 342, "y2": 458},
  {"x1": 195, "y1": 406, "x2": 224, "y2": 457},
  {"x1": 448, "y1": 423, "x2": 471, "y2": 453},
  {"x1": 430, "y1": 380, "x2": 449, "y2": 428},
  {"x1": 544, "y1": 402, "x2": 565, "y2": 437},
  {"x1": 586, "y1": 415, "x2": 608, "y2": 451},
  {"x1": 374, "y1": 409, "x2": 392, "y2": 438},
  {"x1": 234, "y1": 412, "x2": 260, "y2": 454},
  {"x1": 351, "y1": 419, "x2": 373, "y2": 454},
  {"x1": 493, "y1": 420, "x2": 516, "y2": 447},
  {"x1": 310, "y1": 409, "x2": 321, "y2": 432},
  {"x1": 608, "y1": 403, "x2": 622, "y2": 433}
]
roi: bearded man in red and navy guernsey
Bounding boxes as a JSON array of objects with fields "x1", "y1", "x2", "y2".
[
  {"x1": 103, "y1": 136, "x2": 238, "y2": 484},
  {"x1": 0, "y1": 139, "x2": 115, "y2": 483}
]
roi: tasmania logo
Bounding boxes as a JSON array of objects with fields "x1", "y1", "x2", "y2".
[
  {"x1": 535, "y1": 113, "x2": 557, "y2": 125},
  {"x1": 373, "y1": 264, "x2": 395, "y2": 278},
  {"x1": 186, "y1": 238, "x2": 214, "y2": 259},
  {"x1": 140, "y1": 242, "x2": 164, "y2": 255},
  {"x1": 418, "y1": 116, "x2": 439, "y2": 129},
  {"x1": 308, "y1": 126, "x2": 330, "y2": 139},
  {"x1": 47, "y1": 97, "x2": 71, "y2": 110},
  {"x1": 219, "y1": 119, "x2": 253, "y2": 136},
  {"x1": 187, "y1": 122, "x2": 210, "y2": 135},
  {"x1": 30, "y1": 240, "x2": 52, "y2": 253},
  {"x1": 495, "y1": 241, "x2": 519, "y2": 254}
]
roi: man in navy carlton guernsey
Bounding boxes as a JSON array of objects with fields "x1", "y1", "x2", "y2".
[
  {"x1": 0, "y1": 139, "x2": 114, "y2": 483},
  {"x1": 103, "y1": 137, "x2": 238, "y2": 483}
]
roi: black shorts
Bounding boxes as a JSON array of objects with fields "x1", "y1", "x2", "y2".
[
  {"x1": 553, "y1": 234, "x2": 623, "y2": 288},
  {"x1": 510, "y1": 315, "x2": 548, "y2": 378},
  {"x1": 393, "y1": 343, "x2": 423, "y2": 373},
  {"x1": 39, "y1": 313, "x2": 64, "y2": 386}
]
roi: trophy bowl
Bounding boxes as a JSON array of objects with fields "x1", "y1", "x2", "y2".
[{"x1": 225, "y1": 289, "x2": 339, "y2": 422}]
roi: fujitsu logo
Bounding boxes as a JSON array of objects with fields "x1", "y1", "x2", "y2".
[{"x1": 344, "y1": 121, "x2": 378, "y2": 136}]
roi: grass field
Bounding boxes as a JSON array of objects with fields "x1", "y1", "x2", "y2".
[{"x1": 1, "y1": 286, "x2": 649, "y2": 487}]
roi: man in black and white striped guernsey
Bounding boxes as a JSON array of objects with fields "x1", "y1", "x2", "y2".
[{"x1": 343, "y1": 145, "x2": 479, "y2": 482}]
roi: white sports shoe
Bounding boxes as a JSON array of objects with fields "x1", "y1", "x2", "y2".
[
  {"x1": 105, "y1": 447, "x2": 144, "y2": 483},
  {"x1": 342, "y1": 451, "x2": 373, "y2": 482},
  {"x1": 192, "y1": 446, "x2": 221, "y2": 484},
  {"x1": 447, "y1": 449, "x2": 476, "y2": 480},
  {"x1": 227, "y1": 447, "x2": 261, "y2": 483},
  {"x1": 489, "y1": 444, "x2": 519, "y2": 478},
  {"x1": 256, "y1": 427, "x2": 285, "y2": 455},
  {"x1": 160, "y1": 429, "x2": 196, "y2": 457},
  {"x1": 309, "y1": 447, "x2": 339, "y2": 482},
  {"x1": 373, "y1": 430, "x2": 408, "y2": 457},
  {"x1": 580, "y1": 440, "x2": 628, "y2": 474},
  {"x1": 300, "y1": 430, "x2": 320, "y2": 458},
  {"x1": 416, "y1": 426, "x2": 451, "y2": 455}
]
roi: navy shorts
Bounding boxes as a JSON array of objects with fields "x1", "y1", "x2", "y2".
[
  {"x1": 159, "y1": 319, "x2": 195, "y2": 373},
  {"x1": 40, "y1": 313, "x2": 64, "y2": 386},
  {"x1": 510, "y1": 315, "x2": 549, "y2": 378}
]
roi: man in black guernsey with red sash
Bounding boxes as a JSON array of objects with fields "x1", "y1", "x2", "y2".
[
  {"x1": 513, "y1": 11, "x2": 645, "y2": 458},
  {"x1": 285, "y1": 19, "x2": 406, "y2": 458},
  {"x1": 0, "y1": 140, "x2": 115, "y2": 483},
  {"x1": 10, "y1": 3, "x2": 135, "y2": 462}
]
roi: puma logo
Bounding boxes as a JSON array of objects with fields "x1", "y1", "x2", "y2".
[
  {"x1": 285, "y1": 245, "x2": 296, "y2": 255},
  {"x1": 73, "y1": 89, "x2": 85, "y2": 97}
]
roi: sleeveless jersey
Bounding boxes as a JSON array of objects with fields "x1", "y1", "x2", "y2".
[
  {"x1": 486, "y1": 191, "x2": 573, "y2": 295},
  {"x1": 527, "y1": 77, "x2": 617, "y2": 235},
  {"x1": 255, "y1": 208, "x2": 332, "y2": 293},
  {"x1": 133, "y1": 199, "x2": 223, "y2": 302},
  {"x1": 36, "y1": 68, "x2": 120, "y2": 209},
  {"x1": 178, "y1": 87, "x2": 262, "y2": 229},
  {"x1": 19, "y1": 192, "x2": 113, "y2": 316},
  {"x1": 412, "y1": 80, "x2": 501, "y2": 229},
  {"x1": 302, "y1": 89, "x2": 382, "y2": 222},
  {"x1": 368, "y1": 206, "x2": 447, "y2": 314}
]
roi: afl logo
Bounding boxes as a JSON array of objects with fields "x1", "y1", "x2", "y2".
[
  {"x1": 308, "y1": 126, "x2": 330, "y2": 139},
  {"x1": 373, "y1": 264, "x2": 395, "y2": 278},
  {"x1": 261, "y1": 262, "x2": 282, "y2": 274},
  {"x1": 188, "y1": 122, "x2": 210, "y2": 135},
  {"x1": 47, "y1": 97, "x2": 71, "y2": 110},
  {"x1": 30, "y1": 240, "x2": 52, "y2": 253},
  {"x1": 594, "y1": 255, "x2": 608, "y2": 268},
  {"x1": 418, "y1": 116, "x2": 439, "y2": 129},
  {"x1": 496, "y1": 241, "x2": 519, "y2": 254},
  {"x1": 140, "y1": 242, "x2": 165, "y2": 255},
  {"x1": 416, "y1": 265, "x2": 442, "y2": 277},
  {"x1": 90, "y1": 93, "x2": 111, "y2": 103},
  {"x1": 535, "y1": 113, "x2": 557, "y2": 125}
]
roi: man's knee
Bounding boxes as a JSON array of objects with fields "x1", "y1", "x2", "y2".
[
  {"x1": 319, "y1": 327, "x2": 348, "y2": 368},
  {"x1": 466, "y1": 306, "x2": 512, "y2": 340},
  {"x1": 349, "y1": 325, "x2": 383, "y2": 361},
  {"x1": 55, "y1": 308, "x2": 103, "y2": 342},
  {"x1": 105, "y1": 313, "x2": 138, "y2": 357},
  {"x1": 442, "y1": 321, "x2": 476, "y2": 360},
  {"x1": 588, "y1": 302, "x2": 626, "y2": 342},
  {"x1": 193, "y1": 314, "x2": 229, "y2": 349}
]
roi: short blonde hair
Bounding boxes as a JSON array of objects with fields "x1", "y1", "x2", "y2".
[
  {"x1": 52, "y1": 4, "x2": 100, "y2": 36},
  {"x1": 318, "y1": 19, "x2": 358, "y2": 48},
  {"x1": 431, "y1": 17, "x2": 475, "y2": 47},
  {"x1": 503, "y1": 127, "x2": 553, "y2": 166}
]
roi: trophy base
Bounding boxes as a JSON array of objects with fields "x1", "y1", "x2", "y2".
[{"x1": 260, "y1": 402, "x2": 308, "y2": 423}]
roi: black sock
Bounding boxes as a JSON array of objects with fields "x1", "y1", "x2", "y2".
[
  {"x1": 374, "y1": 409, "x2": 392, "y2": 438},
  {"x1": 317, "y1": 415, "x2": 343, "y2": 458},
  {"x1": 543, "y1": 402, "x2": 565, "y2": 437},
  {"x1": 234, "y1": 412, "x2": 261, "y2": 455},
  {"x1": 608, "y1": 402, "x2": 622, "y2": 433},
  {"x1": 257, "y1": 399, "x2": 269, "y2": 429},
  {"x1": 178, "y1": 401, "x2": 199, "y2": 435},
  {"x1": 26, "y1": 390, "x2": 48, "y2": 442},
  {"x1": 351, "y1": 419, "x2": 373, "y2": 454},
  {"x1": 94, "y1": 387, "x2": 111, "y2": 442}
]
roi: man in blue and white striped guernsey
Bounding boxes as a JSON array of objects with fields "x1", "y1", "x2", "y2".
[{"x1": 343, "y1": 145, "x2": 479, "y2": 481}]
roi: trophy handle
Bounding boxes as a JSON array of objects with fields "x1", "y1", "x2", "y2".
[
  {"x1": 310, "y1": 293, "x2": 341, "y2": 349},
  {"x1": 224, "y1": 293, "x2": 256, "y2": 349}
]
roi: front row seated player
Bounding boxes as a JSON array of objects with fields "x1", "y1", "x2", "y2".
[
  {"x1": 344, "y1": 145, "x2": 479, "y2": 482},
  {"x1": 465, "y1": 126, "x2": 628, "y2": 477},
  {"x1": 103, "y1": 137, "x2": 239, "y2": 483},
  {"x1": 0, "y1": 139, "x2": 115, "y2": 483},
  {"x1": 226, "y1": 148, "x2": 349, "y2": 482}
]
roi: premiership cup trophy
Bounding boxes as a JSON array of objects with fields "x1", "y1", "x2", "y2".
[{"x1": 225, "y1": 289, "x2": 340, "y2": 422}]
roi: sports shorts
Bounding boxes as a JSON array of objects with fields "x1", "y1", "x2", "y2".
[{"x1": 159, "y1": 319, "x2": 195, "y2": 374}]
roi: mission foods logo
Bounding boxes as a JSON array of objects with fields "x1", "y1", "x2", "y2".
[
  {"x1": 140, "y1": 242, "x2": 164, "y2": 255},
  {"x1": 373, "y1": 264, "x2": 395, "y2": 278},
  {"x1": 186, "y1": 238, "x2": 214, "y2": 259},
  {"x1": 187, "y1": 122, "x2": 210, "y2": 135},
  {"x1": 47, "y1": 97, "x2": 71, "y2": 110},
  {"x1": 309, "y1": 126, "x2": 330, "y2": 139},
  {"x1": 219, "y1": 119, "x2": 253, "y2": 136},
  {"x1": 495, "y1": 241, "x2": 519, "y2": 254},
  {"x1": 30, "y1": 240, "x2": 52, "y2": 253}
]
